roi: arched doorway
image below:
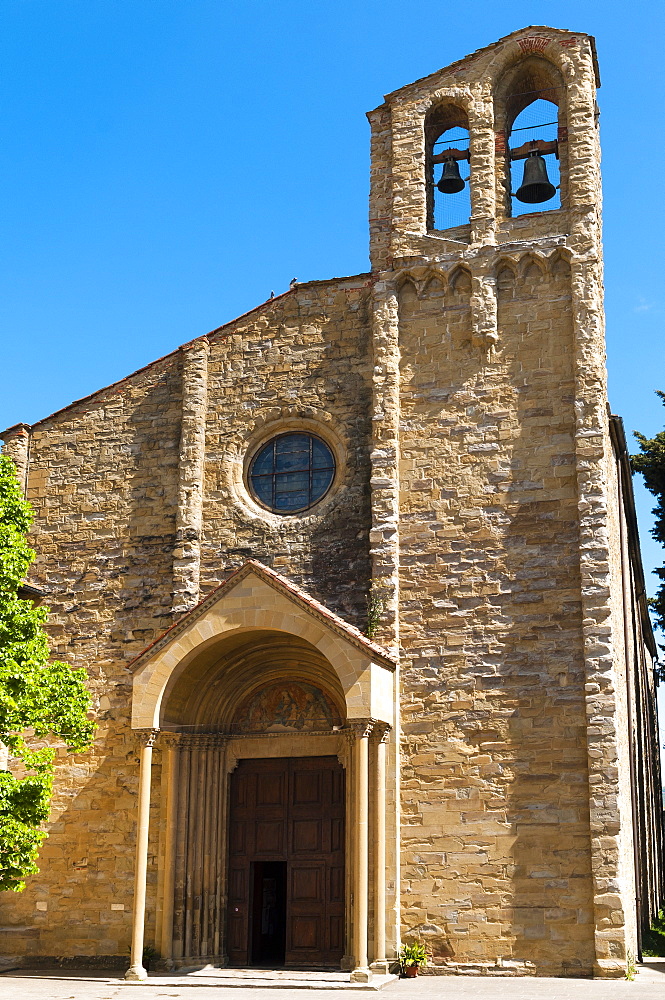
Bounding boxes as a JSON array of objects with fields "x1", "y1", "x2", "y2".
[
  {"x1": 158, "y1": 631, "x2": 350, "y2": 969},
  {"x1": 127, "y1": 561, "x2": 397, "y2": 982}
]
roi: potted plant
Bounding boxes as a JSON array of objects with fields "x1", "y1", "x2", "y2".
[{"x1": 400, "y1": 942, "x2": 428, "y2": 977}]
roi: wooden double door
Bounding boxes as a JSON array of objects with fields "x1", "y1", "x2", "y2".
[{"x1": 227, "y1": 756, "x2": 345, "y2": 968}]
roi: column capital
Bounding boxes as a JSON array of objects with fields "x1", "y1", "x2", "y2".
[
  {"x1": 160, "y1": 732, "x2": 182, "y2": 750},
  {"x1": 346, "y1": 719, "x2": 391, "y2": 741},
  {"x1": 346, "y1": 719, "x2": 375, "y2": 740},
  {"x1": 135, "y1": 728, "x2": 160, "y2": 748},
  {"x1": 370, "y1": 722, "x2": 391, "y2": 744}
]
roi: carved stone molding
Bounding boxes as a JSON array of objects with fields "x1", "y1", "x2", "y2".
[
  {"x1": 135, "y1": 728, "x2": 160, "y2": 749},
  {"x1": 178, "y1": 734, "x2": 229, "y2": 751},
  {"x1": 370, "y1": 722, "x2": 391, "y2": 744},
  {"x1": 336, "y1": 735, "x2": 351, "y2": 770},
  {"x1": 227, "y1": 727, "x2": 340, "y2": 741},
  {"x1": 225, "y1": 747, "x2": 239, "y2": 775},
  {"x1": 160, "y1": 732, "x2": 183, "y2": 750},
  {"x1": 346, "y1": 719, "x2": 377, "y2": 740}
]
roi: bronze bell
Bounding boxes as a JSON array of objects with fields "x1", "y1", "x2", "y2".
[
  {"x1": 437, "y1": 157, "x2": 465, "y2": 194},
  {"x1": 515, "y1": 152, "x2": 556, "y2": 204}
]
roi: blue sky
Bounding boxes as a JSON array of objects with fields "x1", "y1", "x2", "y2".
[{"x1": 1, "y1": 1, "x2": 664, "y2": 726}]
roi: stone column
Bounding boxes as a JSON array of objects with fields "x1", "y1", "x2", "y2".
[
  {"x1": 350, "y1": 721, "x2": 373, "y2": 983},
  {"x1": 371, "y1": 724, "x2": 390, "y2": 974},
  {"x1": 220, "y1": 744, "x2": 239, "y2": 964},
  {"x1": 337, "y1": 736, "x2": 354, "y2": 972},
  {"x1": 159, "y1": 740, "x2": 180, "y2": 964},
  {"x1": 468, "y1": 97, "x2": 497, "y2": 245},
  {"x1": 126, "y1": 729, "x2": 159, "y2": 981},
  {"x1": 369, "y1": 282, "x2": 400, "y2": 655},
  {"x1": 370, "y1": 281, "x2": 401, "y2": 960},
  {"x1": 0, "y1": 422, "x2": 31, "y2": 494},
  {"x1": 216, "y1": 740, "x2": 230, "y2": 962},
  {"x1": 471, "y1": 265, "x2": 498, "y2": 359},
  {"x1": 172, "y1": 337, "x2": 209, "y2": 616}
]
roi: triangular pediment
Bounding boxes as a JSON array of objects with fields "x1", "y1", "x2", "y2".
[{"x1": 129, "y1": 560, "x2": 395, "y2": 673}]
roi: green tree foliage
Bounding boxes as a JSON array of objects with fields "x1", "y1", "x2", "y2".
[
  {"x1": 632, "y1": 391, "x2": 665, "y2": 679},
  {"x1": 0, "y1": 454, "x2": 95, "y2": 891}
]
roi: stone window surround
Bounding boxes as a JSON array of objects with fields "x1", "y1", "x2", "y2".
[{"x1": 228, "y1": 413, "x2": 349, "y2": 525}]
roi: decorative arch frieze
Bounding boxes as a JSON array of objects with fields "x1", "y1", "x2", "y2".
[
  {"x1": 495, "y1": 256, "x2": 518, "y2": 277},
  {"x1": 421, "y1": 273, "x2": 446, "y2": 299},
  {"x1": 448, "y1": 265, "x2": 472, "y2": 297},
  {"x1": 549, "y1": 249, "x2": 572, "y2": 277},
  {"x1": 520, "y1": 253, "x2": 547, "y2": 279}
]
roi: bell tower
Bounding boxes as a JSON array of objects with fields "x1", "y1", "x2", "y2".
[
  {"x1": 366, "y1": 28, "x2": 642, "y2": 978},
  {"x1": 367, "y1": 25, "x2": 600, "y2": 267}
]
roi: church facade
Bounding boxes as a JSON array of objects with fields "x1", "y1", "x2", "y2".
[{"x1": 1, "y1": 25, "x2": 663, "y2": 980}]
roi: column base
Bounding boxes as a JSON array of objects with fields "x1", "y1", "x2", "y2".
[
  {"x1": 370, "y1": 960, "x2": 390, "y2": 975},
  {"x1": 125, "y1": 964, "x2": 148, "y2": 981},
  {"x1": 350, "y1": 967, "x2": 373, "y2": 983},
  {"x1": 593, "y1": 959, "x2": 627, "y2": 979}
]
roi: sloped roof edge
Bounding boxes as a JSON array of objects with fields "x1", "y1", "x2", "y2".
[
  {"x1": 128, "y1": 560, "x2": 396, "y2": 672},
  {"x1": 0, "y1": 272, "x2": 372, "y2": 438},
  {"x1": 370, "y1": 25, "x2": 598, "y2": 112}
]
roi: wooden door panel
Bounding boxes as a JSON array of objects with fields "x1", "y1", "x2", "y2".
[
  {"x1": 331, "y1": 768, "x2": 344, "y2": 805},
  {"x1": 290, "y1": 914, "x2": 322, "y2": 951},
  {"x1": 292, "y1": 818, "x2": 322, "y2": 853},
  {"x1": 231, "y1": 771, "x2": 250, "y2": 807},
  {"x1": 229, "y1": 821, "x2": 247, "y2": 856},
  {"x1": 330, "y1": 817, "x2": 343, "y2": 853},
  {"x1": 256, "y1": 770, "x2": 287, "y2": 806},
  {"x1": 329, "y1": 914, "x2": 344, "y2": 952},
  {"x1": 255, "y1": 820, "x2": 285, "y2": 854},
  {"x1": 228, "y1": 756, "x2": 345, "y2": 968},
  {"x1": 227, "y1": 866, "x2": 250, "y2": 965},
  {"x1": 292, "y1": 769, "x2": 321, "y2": 805},
  {"x1": 228, "y1": 867, "x2": 247, "y2": 901},
  {"x1": 228, "y1": 914, "x2": 246, "y2": 952},
  {"x1": 329, "y1": 864, "x2": 344, "y2": 903},
  {"x1": 290, "y1": 864, "x2": 323, "y2": 902}
]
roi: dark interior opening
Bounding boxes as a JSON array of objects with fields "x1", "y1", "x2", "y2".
[{"x1": 250, "y1": 861, "x2": 287, "y2": 967}]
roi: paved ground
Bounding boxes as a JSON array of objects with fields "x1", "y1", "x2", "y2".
[{"x1": 1, "y1": 963, "x2": 665, "y2": 1000}]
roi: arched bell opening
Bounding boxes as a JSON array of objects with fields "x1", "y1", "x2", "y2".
[
  {"x1": 494, "y1": 56, "x2": 567, "y2": 220},
  {"x1": 508, "y1": 97, "x2": 561, "y2": 216},
  {"x1": 425, "y1": 102, "x2": 470, "y2": 233}
]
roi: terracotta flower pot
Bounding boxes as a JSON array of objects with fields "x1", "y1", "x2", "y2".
[{"x1": 404, "y1": 965, "x2": 419, "y2": 978}]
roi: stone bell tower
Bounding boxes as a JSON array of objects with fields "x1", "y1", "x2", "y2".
[{"x1": 366, "y1": 28, "x2": 643, "y2": 978}]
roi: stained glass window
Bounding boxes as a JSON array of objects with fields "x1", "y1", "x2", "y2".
[{"x1": 248, "y1": 433, "x2": 335, "y2": 513}]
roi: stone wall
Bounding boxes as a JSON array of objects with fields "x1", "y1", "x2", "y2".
[
  {"x1": 0, "y1": 356, "x2": 182, "y2": 959},
  {"x1": 0, "y1": 276, "x2": 374, "y2": 960},
  {"x1": 396, "y1": 254, "x2": 595, "y2": 975},
  {"x1": 200, "y1": 276, "x2": 374, "y2": 628}
]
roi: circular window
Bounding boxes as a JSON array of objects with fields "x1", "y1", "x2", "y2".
[{"x1": 248, "y1": 433, "x2": 336, "y2": 513}]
